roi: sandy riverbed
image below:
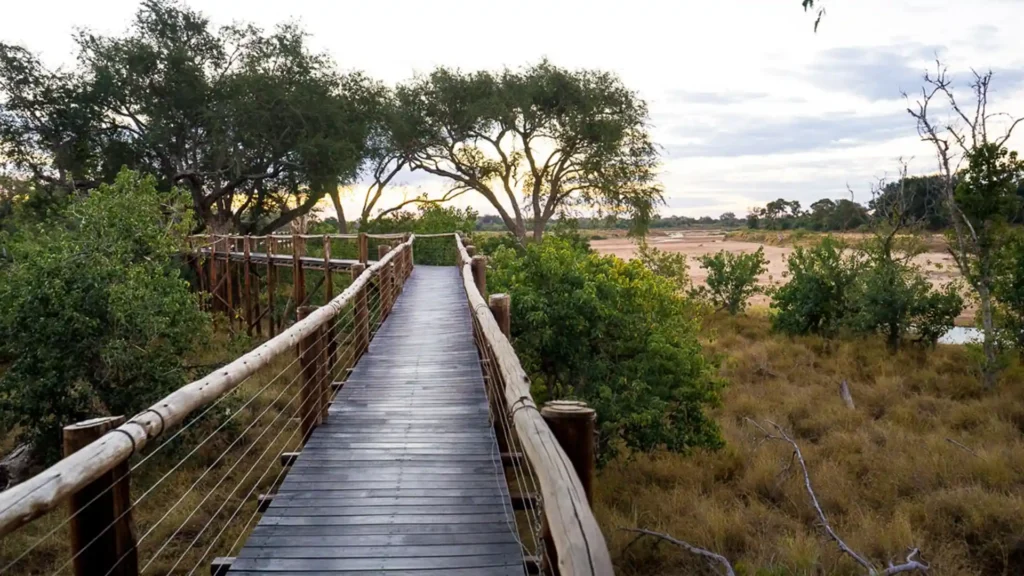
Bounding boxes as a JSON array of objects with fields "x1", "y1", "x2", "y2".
[{"x1": 591, "y1": 231, "x2": 971, "y2": 322}]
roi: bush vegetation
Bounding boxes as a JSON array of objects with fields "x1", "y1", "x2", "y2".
[
  {"x1": 0, "y1": 170, "x2": 209, "y2": 461},
  {"x1": 693, "y1": 247, "x2": 769, "y2": 314}
]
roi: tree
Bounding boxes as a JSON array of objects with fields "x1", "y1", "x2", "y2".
[
  {"x1": 399, "y1": 60, "x2": 662, "y2": 241},
  {"x1": 636, "y1": 240, "x2": 690, "y2": 291},
  {"x1": 994, "y1": 231, "x2": 1024, "y2": 356},
  {"x1": 488, "y1": 237, "x2": 722, "y2": 460},
  {"x1": 719, "y1": 211, "x2": 738, "y2": 227},
  {"x1": 0, "y1": 0, "x2": 378, "y2": 234},
  {"x1": 850, "y1": 166, "x2": 963, "y2": 351},
  {"x1": 907, "y1": 63, "x2": 1024, "y2": 386},
  {"x1": 869, "y1": 175, "x2": 949, "y2": 230},
  {"x1": 692, "y1": 247, "x2": 768, "y2": 314},
  {"x1": 0, "y1": 169, "x2": 209, "y2": 461},
  {"x1": 772, "y1": 236, "x2": 861, "y2": 337}
]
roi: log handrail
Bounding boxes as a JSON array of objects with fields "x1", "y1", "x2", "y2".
[
  {"x1": 0, "y1": 236, "x2": 415, "y2": 538},
  {"x1": 454, "y1": 234, "x2": 613, "y2": 576}
]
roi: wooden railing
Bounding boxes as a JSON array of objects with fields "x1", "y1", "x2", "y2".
[
  {"x1": 0, "y1": 237, "x2": 414, "y2": 573},
  {"x1": 455, "y1": 233, "x2": 614, "y2": 576}
]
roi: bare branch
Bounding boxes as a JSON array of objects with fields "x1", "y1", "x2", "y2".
[
  {"x1": 944, "y1": 438, "x2": 982, "y2": 459},
  {"x1": 619, "y1": 527, "x2": 736, "y2": 576}
]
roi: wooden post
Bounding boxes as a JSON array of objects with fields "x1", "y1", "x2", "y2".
[
  {"x1": 63, "y1": 416, "x2": 138, "y2": 576},
  {"x1": 489, "y1": 293, "x2": 511, "y2": 339},
  {"x1": 267, "y1": 238, "x2": 277, "y2": 337},
  {"x1": 378, "y1": 245, "x2": 392, "y2": 315},
  {"x1": 351, "y1": 263, "x2": 369, "y2": 358},
  {"x1": 297, "y1": 306, "x2": 322, "y2": 441},
  {"x1": 358, "y1": 232, "x2": 368, "y2": 264},
  {"x1": 471, "y1": 255, "x2": 487, "y2": 297},
  {"x1": 407, "y1": 237, "x2": 414, "y2": 273},
  {"x1": 225, "y1": 238, "x2": 234, "y2": 327},
  {"x1": 292, "y1": 234, "x2": 306, "y2": 310},
  {"x1": 540, "y1": 400, "x2": 597, "y2": 504},
  {"x1": 243, "y1": 237, "x2": 253, "y2": 336},
  {"x1": 466, "y1": 245, "x2": 477, "y2": 258},
  {"x1": 209, "y1": 235, "x2": 219, "y2": 312},
  {"x1": 323, "y1": 235, "x2": 337, "y2": 378}
]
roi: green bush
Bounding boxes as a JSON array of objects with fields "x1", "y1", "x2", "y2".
[
  {"x1": 636, "y1": 241, "x2": 690, "y2": 291},
  {"x1": 771, "y1": 236, "x2": 861, "y2": 337},
  {"x1": 0, "y1": 170, "x2": 210, "y2": 461},
  {"x1": 692, "y1": 247, "x2": 768, "y2": 314},
  {"x1": 995, "y1": 230, "x2": 1024, "y2": 354},
  {"x1": 488, "y1": 237, "x2": 723, "y2": 461},
  {"x1": 362, "y1": 204, "x2": 478, "y2": 265}
]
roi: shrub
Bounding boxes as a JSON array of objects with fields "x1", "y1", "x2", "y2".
[
  {"x1": 994, "y1": 230, "x2": 1024, "y2": 355},
  {"x1": 488, "y1": 237, "x2": 723, "y2": 461},
  {"x1": 849, "y1": 258, "x2": 964, "y2": 350},
  {"x1": 636, "y1": 240, "x2": 690, "y2": 291},
  {"x1": 771, "y1": 236, "x2": 861, "y2": 337},
  {"x1": 692, "y1": 247, "x2": 768, "y2": 314},
  {"x1": 0, "y1": 170, "x2": 210, "y2": 461},
  {"x1": 361, "y1": 204, "x2": 479, "y2": 264}
]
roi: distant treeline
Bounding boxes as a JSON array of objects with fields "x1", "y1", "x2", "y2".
[{"x1": 469, "y1": 175, "x2": 1024, "y2": 233}]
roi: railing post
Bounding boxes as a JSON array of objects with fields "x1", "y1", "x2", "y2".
[
  {"x1": 466, "y1": 245, "x2": 477, "y2": 258},
  {"x1": 407, "y1": 235, "x2": 414, "y2": 274},
  {"x1": 323, "y1": 236, "x2": 337, "y2": 372},
  {"x1": 541, "y1": 401, "x2": 597, "y2": 504},
  {"x1": 488, "y1": 293, "x2": 510, "y2": 338},
  {"x1": 351, "y1": 263, "x2": 369, "y2": 358},
  {"x1": 209, "y1": 235, "x2": 219, "y2": 312},
  {"x1": 63, "y1": 416, "x2": 138, "y2": 576},
  {"x1": 471, "y1": 255, "x2": 487, "y2": 297},
  {"x1": 292, "y1": 234, "x2": 306, "y2": 310},
  {"x1": 267, "y1": 238, "x2": 277, "y2": 337},
  {"x1": 243, "y1": 237, "x2": 252, "y2": 336},
  {"x1": 378, "y1": 245, "x2": 392, "y2": 316},
  {"x1": 297, "y1": 306, "x2": 322, "y2": 441},
  {"x1": 358, "y1": 232, "x2": 368, "y2": 264}
]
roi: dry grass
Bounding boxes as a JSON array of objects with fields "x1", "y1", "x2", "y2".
[{"x1": 598, "y1": 311, "x2": 1024, "y2": 576}]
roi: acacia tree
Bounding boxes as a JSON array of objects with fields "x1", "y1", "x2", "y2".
[
  {"x1": 907, "y1": 63, "x2": 1024, "y2": 386},
  {"x1": 0, "y1": 0, "x2": 377, "y2": 234},
  {"x1": 398, "y1": 60, "x2": 662, "y2": 242}
]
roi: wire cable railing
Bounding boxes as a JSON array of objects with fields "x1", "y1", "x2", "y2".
[{"x1": 0, "y1": 236, "x2": 413, "y2": 576}]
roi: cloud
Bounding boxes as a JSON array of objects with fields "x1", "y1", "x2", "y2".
[
  {"x1": 667, "y1": 90, "x2": 770, "y2": 105},
  {"x1": 665, "y1": 110, "x2": 910, "y2": 158},
  {"x1": 806, "y1": 43, "x2": 947, "y2": 101}
]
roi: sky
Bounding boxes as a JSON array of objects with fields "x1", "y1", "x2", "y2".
[{"x1": 3, "y1": 0, "x2": 1023, "y2": 219}]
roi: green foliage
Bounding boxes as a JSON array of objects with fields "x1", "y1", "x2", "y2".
[
  {"x1": 636, "y1": 241, "x2": 689, "y2": 291},
  {"x1": 771, "y1": 237, "x2": 861, "y2": 337},
  {"x1": 0, "y1": 0, "x2": 378, "y2": 234},
  {"x1": 398, "y1": 59, "x2": 662, "y2": 241},
  {"x1": 995, "y1": 230, "x2": 1024, "y2": 353},
  {"x1": 0, "y1": 169, "x2": 210, "y2": 461},
  {"x1": 487, "y1": 237, "x2": 723, "y2": 461},
  {"x1": 849, "y1": 256, "x2": 963, "y2": 350},
  {"x1": 693, "y1": 247, "x2": 768, "y2": 314},
  {"x1": 363, "y1": 204, "x2": 478, "y2": 265}
]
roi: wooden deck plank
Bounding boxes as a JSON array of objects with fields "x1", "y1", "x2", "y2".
[{"x1": 229, "y1": 266, "x2": 522, "y2": 574}]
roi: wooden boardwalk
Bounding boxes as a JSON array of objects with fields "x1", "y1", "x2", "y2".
[{"x1": 229, "y1": 266, "x2": 524, "y2": 575}]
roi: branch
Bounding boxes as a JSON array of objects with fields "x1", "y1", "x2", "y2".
[{"x1": 619, "y1": 528, "x2": 736, "y2": 576}]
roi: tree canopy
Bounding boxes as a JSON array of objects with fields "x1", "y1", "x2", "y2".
[
  {"x1": 0, "y1": 0, "x2": 378, "y2": 234},
  {"x1": 397, "y1": 60, "x2": 662, "y2": 241}
]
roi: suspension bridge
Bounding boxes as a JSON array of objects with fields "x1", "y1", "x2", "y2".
[{"x1": 0, "y1": 234, "x2": 612, "y2": 576}]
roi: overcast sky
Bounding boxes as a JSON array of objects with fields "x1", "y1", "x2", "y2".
[{"x1": 3, "y1": 0, "x2": 1023, "y2": 219}]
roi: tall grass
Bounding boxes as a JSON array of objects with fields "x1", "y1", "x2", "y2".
[{"x1": 599, "y1": 312, "x2": 1024, "y2": 575}]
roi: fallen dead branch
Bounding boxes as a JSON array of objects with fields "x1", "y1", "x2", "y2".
[{"x1": 619, "y1": 527, "x2": 736, "y2": 576}]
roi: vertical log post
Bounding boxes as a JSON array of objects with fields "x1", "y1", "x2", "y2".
[
  {"x1": 267, "y1": 238, "x2": 277, "y2": 337},
  {"x1": 292, "y1": 234, "x2": 306, "y2": 310},
  {"x1": 209, "y1": 235, "x2": 219, "y2": 312},
  {"x1": 487, "y1": 293, "x2": 512, "y2": 454},
  {"x1": 297, "y1": 306, "x2": 322, "y2": 441},
  {"x1": 378, "y1": 245, "x2": 392, "y2": 316},
  {"x1": 466, "y1": 245, "x2": 477, "y2": 258},
  {"x1": 406, "y1": 235, "x2": 414, "y2": 276},
  {"x1": 243, "y1": 237, "x2": 253, "y2": 336},
  {"x1": 64, "y1": 416, "x2": 138, "y2": 576},
  {"x1": 471, "y1": 255, "x2": 487, "y2": 297},
  {"x1": 253, "y1": 238, "x2": 263, "y2": 338},
  {"x1": 351, "y1": 263, "x2": 369, "y2": 358},
  {"x1": 358, "y1": 232, "x2": 368, "y2": 264},
  {"x1": 323, "y1": 235, "x2": 336, "y2": 377},
  {"x1": 488, "y1": 293, "x2": 511, "y2": 339},
  {"x1": 225, "y1": 237, "x2": 234, "y2": 327},
  {"x1": 540, "y1": 400, "x2": 597, "y2": 504}
]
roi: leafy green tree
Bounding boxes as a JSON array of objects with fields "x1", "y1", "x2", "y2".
[
  {"x1": 0, "y1": 169, "x2": 209, "y2": 461},
  {"x1": 692, "y1": 247, "x2": 768, "y2": 314},
  {"x1": 636, "y1": 241, "x2": 690, "y2": 291},
  {"x1": 994, "y1": 231, "x2": 1024, "y2": 356},
  {"x1": 398, "y1": 60, "x2": 662, "y2": 241},
  {"x1": 0, "y1": 0, "x2": 378, "y2": 234},
  {"x1": 771, "y1": 236, "x2": 861, "y2": 337},
  {"x1": 908, "y1": 65, "x2": 1024, "y2": 386},
  {"x1": 869, "y1": 175, "x2": 950, "y2": 231},
  {"x1": 488, "y1": 237, "x2": 722, "y2": 460}
]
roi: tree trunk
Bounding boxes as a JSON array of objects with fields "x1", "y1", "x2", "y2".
[
  {"x1": 887, "y1": 322, "x2": 900, "y2": 353},
  {"x1": 978, "y1": 284, "x2": 998, "y2": 387},
  {"x1": 532, "y1": 218, "x2": 546, "y2": 242},
  {"x1": 328, "y1": 189, "x2": 348, "y2": 234}
]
